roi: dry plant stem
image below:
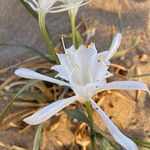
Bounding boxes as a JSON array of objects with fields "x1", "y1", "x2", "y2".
[
  {"x1": 35, "y1": 82, "x2": 53, "y2": 100},
  {"x1": 0, "y1": 56, "x2": 39, "y2": 74},
  {"x1": 110, "y1": 63, "x2": 127, "y2": 71},
  {"x1": 135, "y1": 66, "x2": 142, "y2": 101},
  {"x1": 38, "y1": 12, "x2": 59, "y2": 64},
  {"x1": 84, "y1": 101, "x2": 96, "y2": 150},
  {"x1": 0, "y1": 76, "x2": 19, "y2": 91}
]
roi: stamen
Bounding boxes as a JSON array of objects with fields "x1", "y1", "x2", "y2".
[{"x1": 61, "y1": 36, "x2": 66, "y2": 51}]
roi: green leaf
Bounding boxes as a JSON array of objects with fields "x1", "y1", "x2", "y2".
[
  {"x1": 19, "y1": 0, "x2": 38, "y2": 19},
  {"x1": 0, "y1": 80, "x2": 38, "y2": 124},
  {"x1": 33, "y1": 124, "x2": 43, "y2": 150},
  {"x1": 95, "y1": 132, "x2": 119, "y2": 150},
  {"x1": 135, "y1": 140, "x2": 150, "y2": 148},
  {"x1": 75, "y1": 31, "x2": 83, "y2": 48},
  {"x1": 65, "y1": 105, "x2": 91, "y2": 127},
  {"x1": 93, "y1": 124, "x2": 121, "y2": 149},
  {"x1": 95, "y1": 132, "x2": 114, "y2": 150},
  {"x1": 0, "y1": 43, "x2": 52, "y2": 62}
]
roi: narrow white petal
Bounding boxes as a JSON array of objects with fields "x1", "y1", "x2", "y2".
[
  {"x1": 91, "y1": 100, "x2": 138, "y2": 150},
  {"x1": 49, "y1": 0, "x2": 90, "y2": 13},
  {"x1": 104, "y1": 81, "x2": 149, "y2": 93},
  {"x1": 24, "y1": 96, "x2": 77, "y2": 125},
  {"x1": 32, "y1": 0, "x2": 39, "y2": 6},
  {"x1": 24, "y1": 0, "x2": 38, "y2": 11},
  {"x1": 15, "y1": 68, "x2": 70, "y2": 87},
  {"x1": 92, "y1": 81, "x2": 150, "y2": 96},
  {"x1": 107, "y1": 33, "x2": 122, "y2": 60}
]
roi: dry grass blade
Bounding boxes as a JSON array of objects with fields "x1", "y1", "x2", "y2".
[
  {"x1": 12, "y1": 102, "x2": 46, "y2": 108},
  {"x1": 0, "y1": 109, "x2": 36, "y2": 130},
  {"x1": 110, "y1": 63, "x2": 127, "y2": 71},
  {"x1": 0, "y1": 140, "x2": 27, "y2": 150},
  {"x1": 35, "y1": 82, "x2": 53, "y2": 100},
  {"x1": 31, "y1": 62, "x2": 52, "y2": 70},
  {"x1": 19, "y1": 124, "x2": 32, "y2": 134},
  {"x1": 0, "y1": 76, "x2": 19, "y2": 91},
  {"x1": 4, "y1": 81, "x2": 27, "y2": 91},
  {"x1": 129, "y1": 73, "x2": 150, "y2": 79},
  {"x1": 117, "y1": 4, "x2": 123, "y2": 32},
  {"x1": 134, "y1": 66, "x2": 142, "y2": 101},
  {"x1": 0, "y1": 56, "x2": 39, "y2": 74}
]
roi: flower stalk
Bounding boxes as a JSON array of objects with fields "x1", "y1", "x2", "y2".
[
  {"x1": 84, "y1": 101, "x2": 96, "y2": 150},
  {"x1": 38, "y1": 12, "x2": 59, "y2": 64},
  {"x1": 69, "y1": 9, "x2": 77, "y2": 47}
]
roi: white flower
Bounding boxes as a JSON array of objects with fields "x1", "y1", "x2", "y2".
[
  {"x1": 15, "y1": 33, "x2": 149, "y2": 150},
  {"x1": 51, "y1": 0, "x2": 90, "y2": 15},
  {"x1": 24, "y1": 0, "x2": 89, "y2": 15},
  {"x1": 24, "y1": 0, "x2": 57, "y2": 13}
]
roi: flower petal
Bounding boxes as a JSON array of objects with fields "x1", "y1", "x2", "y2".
[
  {"x1": 51, "y1": 65, "x2": 69, "y2": 81},
  {"x1": 107, "y1": 33, "x2": 122, "y2": 60},
  {"x1": 24, "y1": 0, "x2": 38, "y2": 11},
  {"x1": 49, "y1": 0, "x2": 90, "y2": 13},
  {"x1": 104, "y1": 81, "x2": 149, "y2": 92},
  {"x1": 91, "y1": 100, "x2": 138, "y2": 150},
  {"x1": 92, "y1": 81, "x2": 150, "y2": 96},
  {"x1": 24, "y1": 96, "x2": 77, "y2": 125},
  {"x1": 97, "y1": 51, "x2": 109, "y2": 61},
  {"x1": 15, "y1": 68, "x2": 70, "y2": 87}
]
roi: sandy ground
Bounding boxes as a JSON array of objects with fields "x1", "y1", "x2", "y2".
[{"x1": 0, "y1": 0, "x2": 150, "y2": 150}]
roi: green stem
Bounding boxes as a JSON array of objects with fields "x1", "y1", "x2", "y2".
[
  {"x1": 85, "y1": 101, "x2": 96, "y2": 150},
  {"x1": 69, "y1": 9, "x2": 76, "y2": 47},
  {"x1": 38, "y1": 12, "x2": 59, "y2": 64},
  {"x1": 134, "y1": 140, "x2": 150, "y2": 148}
]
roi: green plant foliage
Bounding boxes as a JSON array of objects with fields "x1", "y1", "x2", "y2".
[
  {"x1": 0, "y1": 80, "x2": 38, "y2": 124},
  {"x1": 75, "y1": 30, "x2": 83, "y2": 48},
  {"x1": 135, "y1": 140, "x2": 150, "y2": 148},
  {"x1": 65, "y1": 105, "x2": 91, "y2": 127},
  {"x1": 95, "y1": 132, "x2": 115, "y2": 150}
]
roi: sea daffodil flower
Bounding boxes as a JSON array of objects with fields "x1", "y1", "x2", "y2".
[
  {"x1": 24, "y1": 0, "x2": 90, "y2": 59},
  {"x1": 24, "y1": 0, "x2": 57, "y2": 14},
  {"x1": 24, "y1": 0, "x2": 89, "y2": 15},
  {"x1": 15, "y1": 33, "x2": 149, "y2": 150},
  {"x1": 54, "y1": 0, "x2": 90, "y2": 15}
]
